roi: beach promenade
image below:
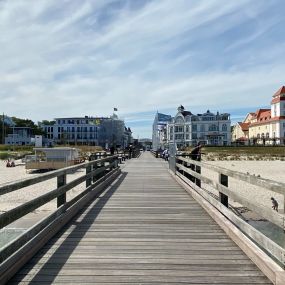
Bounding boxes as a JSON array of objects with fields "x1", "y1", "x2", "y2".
[{"x1": 6, "y1": 152, "x2": 272, "y2": 284}]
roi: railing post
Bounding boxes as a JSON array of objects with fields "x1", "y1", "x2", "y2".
[
  {"x1": 86, "y1": 164, "x2": 92, "y2": 187},
  {"x1": 92, "y1": 162, "x2": 97, "y2": 183},
  {"x1": 195, "y1": 164, "x2": 201, "y2": 187},
  {"x1": 219, "y1": 173, "x2": 228, "y2": 207},
  {"x1": 57, "y1": 174, "x2": 66, "y2": 208},
  {"x1": 114, "y1": 157, "x2": 118, "y2": 169}
]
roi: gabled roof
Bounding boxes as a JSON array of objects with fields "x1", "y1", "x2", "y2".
[
  {"x1": 273, "y1": 86, "x2": 285, "y2": 97},
  {"x1": 255, "y1": 109, "x2": 270, "y2": 118},
  {"x1": 238, "y1": 122, "x2": 249, "y2": 131},
  {"x1": 253, "y1": 109, "x2": 271, "y2": 122}
]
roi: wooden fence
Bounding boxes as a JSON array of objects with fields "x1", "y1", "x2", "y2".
[
  {"x1": 0, "y1": 155, "x2": 120, "y2": 284},
  {"x1": 174, "y1": 155, "x2": 285, "y2": 268}
]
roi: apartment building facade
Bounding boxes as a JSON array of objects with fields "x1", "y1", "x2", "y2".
[
  {"x1": 40, "y1": 115, "x2": 132, "y2": 148},
  {"x1": 167, "y1": 105, "x2": 231, "y2": 148}
]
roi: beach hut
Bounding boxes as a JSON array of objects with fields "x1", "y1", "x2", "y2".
[{"x1": 25, "y1": 147, "x2": 84, "y2": 170}]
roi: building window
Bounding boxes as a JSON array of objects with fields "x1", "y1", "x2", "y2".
[
  {"x1": 200, "y1": 125, "x2": 205, "y2": 132},
  {"x1": 192, "y1": 124, "x2": 197, "y2": 131},
  {"x1": 209, "y1": 124, "x2": 217, "y2": 131},
  {"x1": 186, "y1": 134, "x2": 189, "y2": 140},
  {"x1": 192, "y1": 133, "x2": 197, "y2": 139},
  {"x1": 186, "y1": 125, "x2": 189, "y2": 132},
  {"x1": 175, "y1": 134, "x2": 184, "y2": 140},
  {"x1": 175, "y1": 126, "x2": 183, "y2": 132},
  {"x1": 222, "y1": 124, "x2": 227, "y2": 131}
]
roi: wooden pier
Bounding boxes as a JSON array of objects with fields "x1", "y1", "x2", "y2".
[{"x1": 5, "y1": 152, "x2": 274, "y2": 284}]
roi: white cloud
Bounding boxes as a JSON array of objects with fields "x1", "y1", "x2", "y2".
[{"x1": 0, "y1": 0, "x2": 284, "y2": 138}]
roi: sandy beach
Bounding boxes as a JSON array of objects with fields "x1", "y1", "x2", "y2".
[
  {"x1": 0, "y1": 159, "x2": 87, "y2": 228},
  {"x1": 202, "y1": 160, "x2": 285, "y2": 217}
]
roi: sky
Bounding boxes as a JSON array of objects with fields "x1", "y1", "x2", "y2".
[{"x1": 1, "y1": 0, "x2": 285, "y2": 138}]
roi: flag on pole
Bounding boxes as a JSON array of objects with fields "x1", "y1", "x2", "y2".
[{"x1": 114, "y1": 108, "x2": 118, "y2": 111}]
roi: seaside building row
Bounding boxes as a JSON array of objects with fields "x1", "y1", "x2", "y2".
[
  {"x1": 232, "y1": 86, "x2": 285, "y2": 145},
  {"x1": 3, "y1": 114, "x2": 133, "y2": 149},
  {"x1": 152, "y1": 105, "x2": 231, "y2": 150}
]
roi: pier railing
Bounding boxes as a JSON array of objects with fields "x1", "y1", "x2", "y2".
[
  {"x1": 174, "y1": 155, "x2": 285, "y2": 268},
  {"x1": 0, "y1": 155, "x2": 120, "y2": 283}
]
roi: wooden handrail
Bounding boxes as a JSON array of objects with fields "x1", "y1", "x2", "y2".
[
  {"x1": 0, "y1": 155, "x2": 120, "y2": 267},
  {"x1": 174, "y1": 155, "x2": 285, "y2": 267}
]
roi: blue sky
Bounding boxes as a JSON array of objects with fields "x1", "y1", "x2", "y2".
[{"x1": 1, "y1": 0, "x2": 285, "y2": 138}]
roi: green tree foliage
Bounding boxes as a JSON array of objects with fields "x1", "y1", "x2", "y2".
[
  {"x1": 41, "y1": 120, "x2": 55, "y2": 125},
  {"x1": 11, "y1": 117, "x2": 44, "y2": 135}
]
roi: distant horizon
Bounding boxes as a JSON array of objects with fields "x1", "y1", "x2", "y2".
[{"x1": 1, "y1": 0, "x2": 285, "y2": 138}]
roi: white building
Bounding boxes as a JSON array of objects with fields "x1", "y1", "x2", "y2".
[
  {"x1": 167, "y1": 106, "x2": 231, "y2": 148},
  {"x1": 40, "y1": 115, "x2": 132, "y2": 148}
]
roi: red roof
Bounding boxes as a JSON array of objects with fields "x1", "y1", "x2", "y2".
[
  {"x1": 257, "y1": 109, "x2": 271, "y2": 122},
  {"x1": 273, "y1": 86, "x2": 285, "y2": 97},
  {"x1": 255, "y1": 108, "x2": 270, "y2": 117},
  {"x1": 238, "y1": 122, "x2": 249, "y2": 131}
]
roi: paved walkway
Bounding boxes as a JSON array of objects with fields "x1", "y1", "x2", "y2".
[{"x1": 10, "y1": 152, "x2": 271, "y2": 284}]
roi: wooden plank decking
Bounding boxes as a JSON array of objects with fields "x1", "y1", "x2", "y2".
[{"x1": 9, "y1": 152, "x2": 272, "y2": 284}]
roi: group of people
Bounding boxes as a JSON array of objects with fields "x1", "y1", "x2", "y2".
[{"x1": 6, "y1": 159, "x2": 15, "y2": 167}]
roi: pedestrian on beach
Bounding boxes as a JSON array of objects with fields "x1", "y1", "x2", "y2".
[{"x1": 271, "y1": 197, "x2": 278, "y2": 212}]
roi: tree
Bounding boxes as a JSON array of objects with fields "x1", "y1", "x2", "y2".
[{"x1": 11, "y1": 117, "x2": 45, "y2": 135}]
